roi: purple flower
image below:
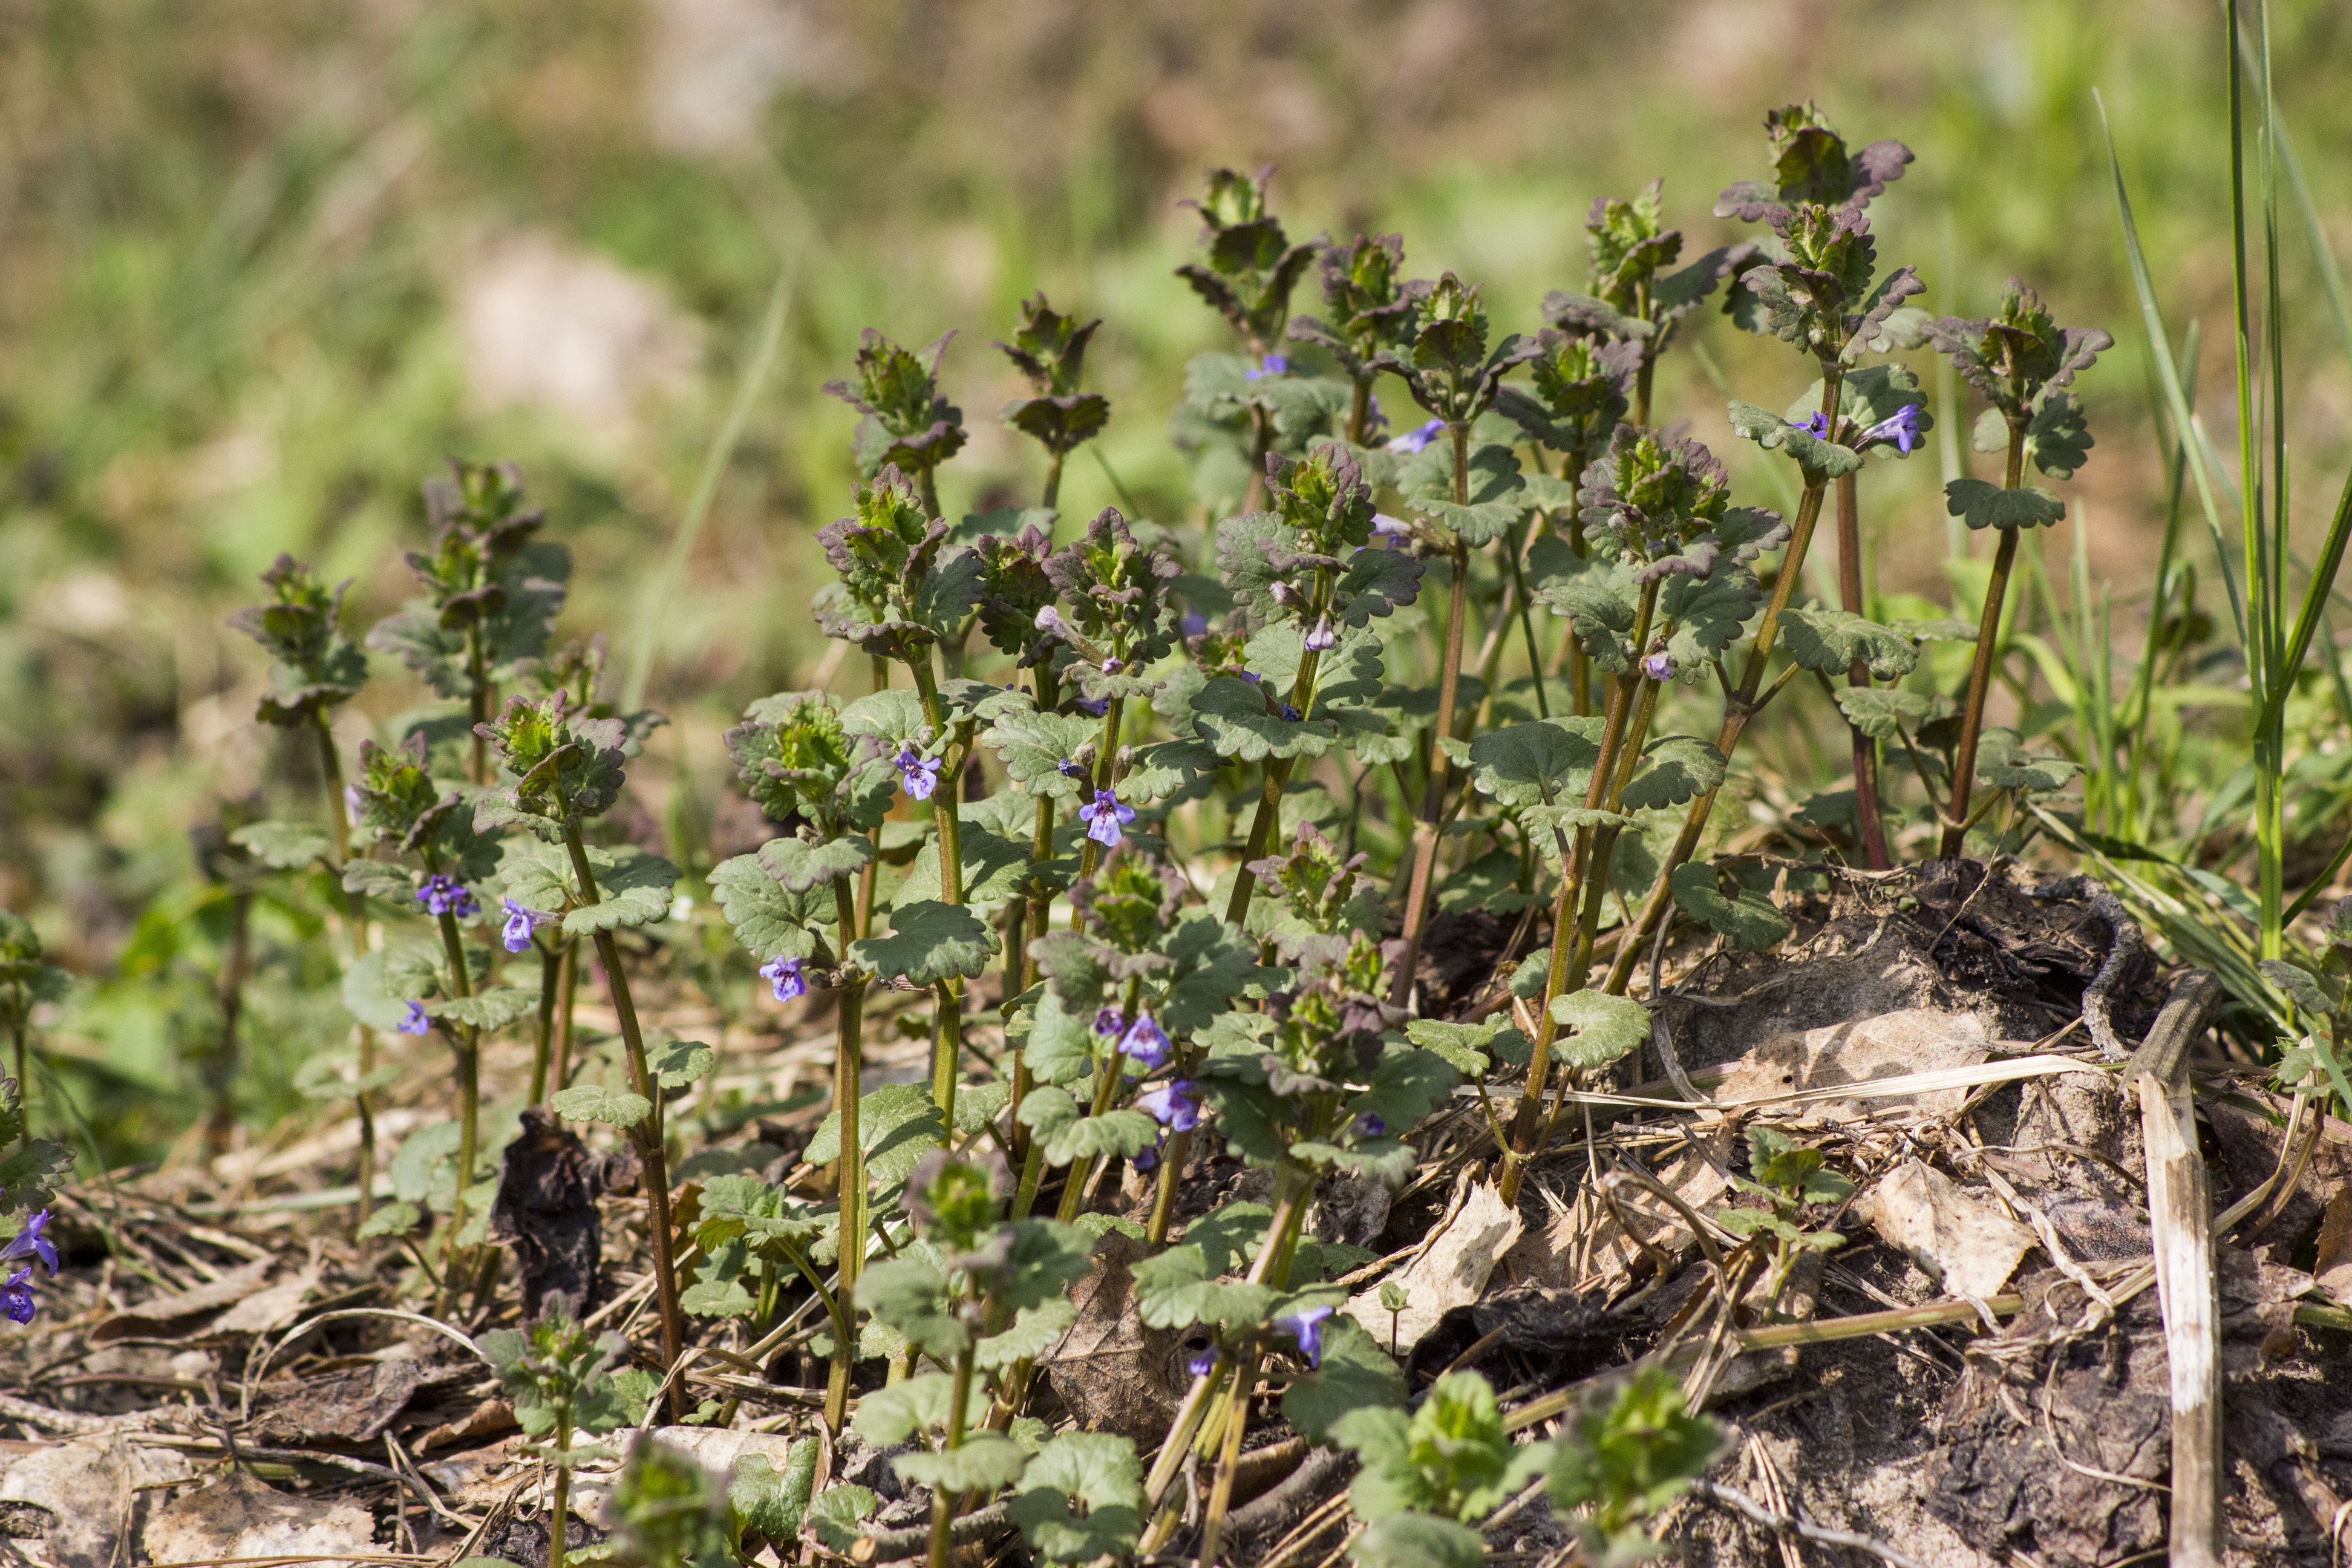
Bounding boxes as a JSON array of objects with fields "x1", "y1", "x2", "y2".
[
  {"x1": 1280, "y1": 704, "x2": 1302, "y2": 723},
  {"x1": 1135, "y1": 1078, "x2": 1201, "y2": 1132},
  {"x1": 1057, "y1": 758, "x2": 1088, "y2": 780},
  {"x1": 1074, "y1": 697, "x2": 1109, "y2": 718},
  {"x1": 1303, "y1": 618, "x2": 1336, "y2": 653},
  {"x1": 1275, "y1": 1304, "x2": 1334, "y2": 1368},
  {"x1": 1180, "y1": 611, "x2": 1209, "y2": 638},
  {"x1": 896, "y1": 746, "x2": 943, "y2": 802},
  {"x1": 1133, "y1": 1143, "x2": 1160, "y2": 1173},
  {"x1": 397, "y1": 1001, "x2": 430, "y2": 1036},
  {"x1": 1791, "y1": 411, "x2": 1834, "y2": 440},
  {"x1": 1244, "y1": 353, "x2": 1290, "y2": 381},
  {"x1": 0, "y1": 1269, "x2": 33, "y2": 1325},
  {"x1": 1269, "y1": 581, "x2": 1301, "y2": 609},
  {"x1": 1092, "y1": 1005, "x2": 1128, "y2": 1039},
  {"x1": 1354, "y1": 1114, "x2": 1387, "y2": 1138},
  {"x1": 416, "y1": 875, "x2": 479, "y2": 920},
  {"x1": 1861, "y1": 403, "x2": 1922, "y2": 456},
  {"x1": 1386, "y1": 419, "x2": 1446, "y2": 455},
  {"x1": 1100, "y1": 656, "x2": 1123, "y2": 675},
  {"x1": 1365, "y1": 394, "x2": 1388, "y2": 434},
  {"x1": 2, "y1": 1212, "x2": 57, "y2": 1276},
  {"x1": 343, "y1": 785, "x2": 364, "y2": 827},
  {"x1": 1118, "y1": 1014, "x2": 1172, "y2": 1072},
  {"x1": 1033, "y1": 606, "x2": 1074, "y2": 640},
  {"x1": 500, "y1": 897, "x2": 554, "y2": 954},
  {"x1": 1641, "y1": 650, "x2": 1676, "y2": 682},
  {"x1": 1187, "y1": 1347, "x2": 1217, "y2": 1377},
  {"x1": 1077, "y1": 788, "x2": 1135, "y2": 849},
  {"x1": 1239, "y1": 670, "x2": 1262, "y2": 685},
  {"x1": 760, "y1": 955, "x2": 807, "y2": 1003}
]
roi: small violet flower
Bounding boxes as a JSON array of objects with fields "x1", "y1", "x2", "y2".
[
  {"x1": 1074, "y1": 697, "x2": 1109, "y2": 718},
  {"x1": 1118, "y1": 1014, "x2": 1172, "y2": 1073},
  {"x1": 1243, "y1": 353, "x2": 1290, "y2": 381},
  {"x1": 1385, "y1": 418, "x2": 1446, "y2": 455},
  {"x1": 397, "y1": 1001, "x2": 431, "y2": 1036},
  {"x1": 0, "y1": 1270, "x2": 34, "y2": 1325},
  {"x1": 1092, "y1": 1005, "x2": 1128, "y2": 1039},
  {"x1": 1180, "y1": 610, "x2": 1208, "y2": 638},
  {"x1": 1239, "y1": 670, "x2": 1262, "y2": 685},
  {"x1": 1791, "y1": 411, "x2": 1834, "y2": 440},
  {"x1": 896, "y1": 746, "x2": 943, "y2": 802},
  {"x1": 1861, "y1": 403, "x2": 1922, "y2": 456},
  {"x1": 343, "y1": 785, "x2": 364, "y2": 828},
  {"x1": 416, "y1": 875, "x2": 478, "y2": 920},
  {"x1": 1364, "y1": 393, "x2": 1388, "y2": 434},
  {"x1": 1057, "y1": 758, "x2": 1088, "y2": 780},
  {"x1": 1187, "y1": 1347, "x2": 1218, "y2": 1377},
  {"x1": 760, "y1": 955, "x2": 807, "y2": 1003},
  {"x1": 1077, "y1": 788, "x2": 1135, "y2": 849},
  {"x1": 1033, "y1": 605, "x2": 1074, "y2": 640},
  {"x1": 1365, "y1": 512, "x2": 1410, "y2": 552},
  {"x1": 1135, "y1": 1079, "x2": 1201, "y2": 1132},
  {"x1": 1, "y1": 1212, "x2": 57, "y2": 1276},
  {"x1": 1354, "y1": 1114, "x2": 1387, "y2": 1138},
  {"x1": 1302, "y1": 618, "x2": 1336, "y2": 653},
  {"x1": 1275, "y1": 1304, "x2": 1335, "y2": 1368},
  {"x1": 1100, "y1": 656, "x2": 1123, "y2": 675},
  {"x1": 500, "y1": 897, "x2": 553, "y2": 954},
  {"x1": 1133, "y1": 1141, "x2": 1160, "y2": 1173},
  {"x1": 1642, "y1": 650, "x2": 1676, "y2": 682},
  {"x1": 1280, "y1": 704, "x2": 1302, "y2": 722}
]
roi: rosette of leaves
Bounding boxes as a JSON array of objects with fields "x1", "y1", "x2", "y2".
[
  {"x1": 823, "y1": 328, "x2": 967, "y2": 499},
  {"x1": 1373, "y1": 273, "x2": 1534, "y2": 440},
  {"x1": 686, "y1": 1174, "x2": 843, "y2": 1336},
  {"x1": 1176, "y1": 166, "x2": 1322, "y2": 354},
  {"x1": 601, "y1": 1436, "x2": 739, "y2": 1568},
  {"x1": 481, "y1": 1310, "x2": 642, "y2": 1568},
  {"x1": 227, "y1": 555, "x2": 367, "y2": 728},
  {"x1": 1287, "y1": 232, "x2": 1429, "y2": 443},
  {"x1": 1544, "y1": 1367, "x2": 1722, "y2": 1568},
  {"x1": 344, "y1": 733, "x2": 498, "y2": 895},
  {"x1": 1541, "y1": 181, "x2": 1751, "y2": 423},
  {"x1": 472, "y1": 694, "x2": 639, "y2": 847},
  {"x1": 1042, "y1": 507, "x2": 1181, "y2": 702},
  {"x1": 995, "y1": 292, "x2": 1108, "y2": 477},
  {"x1": 1244, "y1": 823, "x2": 1385, "y2": 946},
  {"x1": 1929, "y1": 279, "x2": 2112, "y2": 530},
  {"x1": 2263, "y1": 900, "x2": 2352, "y2": 1117},
  {"x1": 1195, "y1": 932, "x2": 1455, "y2": 1189},
  {"x1": 1716, "y1": 104, "x2": 1922, "y2": 368},
  {"x1": 365, "y1": 460, "x2": 570, "y2": 713},
  {"x1": 812, "y1": 465, "x2": 983, "y2": 665},
  {"x1": 1716, "y1": 1125, "x2": 1852, "y2": 1312},
  {"x1": 1216, "y1": 444, "x2": 1423, "y2": 637},
  {"x1": 1333, "y1": 1370, "x2": 1552, "y2": 1567},
  {"x1": 1495, "y1": 331, "x2": 1639, "y2": 462},
  {"x1": 722, "y1": 690, "x2": 894, "y2": 844},
  {"x1": 970, "y1": 522, "x2": 1062, "y2": 668},
  {"x1": 1578, "y1": 426, "x2": 1788, "y2": 591}
]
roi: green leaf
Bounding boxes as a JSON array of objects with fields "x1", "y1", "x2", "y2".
[
  {"x1": 1009, "y1": 1433, "x2": 1144, "y2": 1563},
  {"x1": 731, "y1": 1443, "x2": 818, "y2": 1546},
  {"x1": 1017, "y1": 1088, "x2": 1159, "y2": 1168},
  {"x1": 708, "y1": 854, "x2": 828, "y2": 964},
  {"x1": 1464, "y1": 718, "x2": 1603, "y2": 810},
  {"x1": 561, "y1": 849, "x2": 680, "y2": 935},
  {"x1": 892, "y1": 824, "x2": 1037, "y2": 916},
  {"x1": 806, "y1": 1083, "x2": 948, "y2": 1189},
  {"x1": 2260, "y1": 960, "x2": 2341, "y2": 1019},
  {"x1": 857, "y1": 1258, "x2": 967, "y2": 1358},
  {"x1": 1669, "y1": 864, "x2": 1790, "y2": 952},
  {"x1": 232, "y1": 820, "x2": 334, "y2": 871},
  {"x1": 759, "y1": 835, "x2": 874, "y2": 894},
  {"x1": 840, "y1": 688, "x2": 931, "y2": 746},
  {"x1": 982, "y1": 711, "x2": 1102, "y2": 803},
  {"x1": 1405, "y1": 1018, "x2": 1529, "y2": 1077},
  {"x1": 1131, "y1": 1247, "x2": 1275, "y2": 1330},
  {"x1": 1776, "y1": 609, "x2": 1921, "y2": 679},
  {"x1": 892, "y1": 1434, "x2": 1028, "y2": 1494},
  {"x1": 1726, "y1": 399, "x2": 1862, "y2": 477},
  {"x1": 851, "y1": 900, "x2": 998, "y2": 987},
  {"x1": 1973, "y1": 728, "x2": 2080, "y2": 793},
  {"x1": 1347, "y1": 1047, "x2": 1461, "y2": 1143},
  {"x1": 851, "y1": 1372, "x2": 981, "y2": 1446},
  {"x1": 1944, "y1": 478, "x2": 2065, "y2": 532},
  {"x1": 1659, "y1": 570, "x2": 1764, "y2": 667},
  {"x1": 428, "y1": 986, "x2": 540, "y2": 1031},
  {"x1": 680, "y1": 1276, "x2": 757, "y2": 1319},
  {"x1": 974, "y1": 1297, "x2": 1079, "y2": 1370},
  {"x1": 806, "y1": 1485, "x2": 880, "y2": 1552},
  {"x1": 341, "y1": 950, "x2": 418, "y2": 1033},
  {"x1": 551, "y1": 1085, "x2": 653, "y2": 1128},
  {"x1": 954, "y1": 1079, "x2": 1013, "y2": 1135},
  {"x1": 1119, "y1": 740, "x2": 1223, "y2": 806},
  {"x1": 1351, "y1": 1514, "x2": 1489, "y2": 1568},
  {"x1": 1833, "y1": 687, "x2": 1949, "y2": 742},
  {"x1": 650, "y1": 1037, "x2": 717, "y2": 1089},
  {"x1": 1191, "y1": 677, "x2": 1339, "y2": 762},
  {"x1": 1545, "y1": 991, "x2": 1651, "y2": 1071},
  {"x1": 1617, "y1": 736, "x2": 1727, "y2": 813},
  {"x1": 358, "y1": 1201, "x2": 422, "y2": 1239},
  {"x1": 1280, "y1": 1316, "x2": 1405, "y2": 1444}
]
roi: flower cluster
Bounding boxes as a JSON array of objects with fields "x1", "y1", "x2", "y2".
[{"x1": 0, "y1": 1212, "x2": 59, "y2": 1325}]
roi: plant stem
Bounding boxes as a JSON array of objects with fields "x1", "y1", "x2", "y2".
[
  {"x1": 828, "y1": 874, "x2": 864, "y2": 1436},
  {"x1": 1506, "y1": 516, "x2": 1550, "y2": 719},
  {"x1": 1042, "y1": 449, "x2": 1065, "y2": 511},
  {"x1": 1835, "y1": 471, "x2": 1892, "y2": 869},
  {"x1": 465, "y1": 622, "x2": 490, "y2": 787},
  {"x1": 1391, "y1": 422, "x2": 1476, "y2": 1006},
  {"x1": 1197, "y1": 1370, "x2": 1251, "y2": 1568},
  {"x1": 562, "y1": 823, "x2": 685, "y2": 1416},
  {"x1": 8, "y1": 1021, "x2": 25, "y2": 1153},
  {"x1": 908, "y1": 661, "x2": 969, "y2": 1138},
  {"x1": 1941, "y1": 424, "x2": 2028, "y2": 860},
  {"x1": 549, "y1": 1412, "x2": 572, "y2": 1568},
  {"x1": 551, "y1": 939, "x2": 579, "y2": 1096},
  {"x1": 1346, "y1": 373, "x2": 1374, "y2": 445},
  {"x1": 429, "y1": 905, "x2": 482, "y2": 1313},
  {"x1": 927, "y1": 1345, "x2": 977, "y2": 1568},
  {"x1": 313, "y1": 717, "x2": 379, "y2": 1227},
  {"x1": 528, "y1": 943, "x2": 561, "y2": 1105},
  {"x1": 206, "y1": 886, "x2": 254, "y2": 1156},
  {"x1": 1601, "y1": 367, "x2": 1847, "y2": 996}
]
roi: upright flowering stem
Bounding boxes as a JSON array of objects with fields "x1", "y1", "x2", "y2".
[
  {"x1": 550, "y1": 939, "x2": 579, "y2": 1095},
  {"x1": 1837, "y1": 472, "x2": 1893, "y2": 869},
  {"x1": 1068, "y1": 694, "x2": 1125, "y2": 900},
  {"x1": 549, "y1": 1406, "x2": 574, "y2": 1568},
  {"x1": 426, "y1": 901, "x2": 482, "y2": 1311},
  {"x1": 1390, "y1": 420, "x2": 1475, "y2": 1006},
  {"x1": 528, "y1": 943, "x2": 562, "y2": 1105},
  {"x1": 827, "y1": 871, "x2": 865, "y2": 1436},
  {"x1": 561, "y1": 820, "x2": 685, "y2": 1416},
  {"x1": 1940, "y1": 420, "x2": 2030, "y2": 860},
  {"x1": 312, "y1": 719, "x2": 377, "y2": 1226},
  {"x1": 907, "y1": 661, "x2": 970, "y2": 1133},
  {"x1": 1604, "y1": 368, "x2": 1847, "y2": 996},
  {"x1": 465, "y1": 624, "x2": 491, "y2": 788}
]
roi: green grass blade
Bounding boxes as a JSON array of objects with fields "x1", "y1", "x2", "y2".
[
  {"x1": 620, "y1": 263, "x2": 799, "y2": 714},
  {"x1": 2094, "y1": 90, "x2": 2247, "y2": 647}
]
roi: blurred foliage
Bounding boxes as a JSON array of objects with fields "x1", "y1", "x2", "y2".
[{"x1": 0, "y1": 0, "x2": 2347, "y2": 1163}]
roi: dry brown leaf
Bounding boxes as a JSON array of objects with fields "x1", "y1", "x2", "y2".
[
  {"x1": 142, "y1": 1472, "x2": 374, "y2": 1568},
  {"x1": 1856, "y1": 1160, "x2": 2034, "y2": 1299},
  {"x1": 1711, "y1": 1008, "x2": 1993, "y2": 1122},
  {"x1": 212, "y1": 1265, "x2": 319, "y2": 1335},
  {"x1": 1041, "y1": 1233, "x2": 1186, "y2": 1443},
  {"x1": 1344, "y1": 1181, "x2": 1520, "y2": 1351},
  {"x1": 90, "y1": 1259, "x2": 272, "y2": 1341},
  {"x1": 2312, "y1": 1184, "x2": 2352, "y2": 1308},
  {"x1": 1, "y1": 1438, "x2": 192, "y2": 1568}
]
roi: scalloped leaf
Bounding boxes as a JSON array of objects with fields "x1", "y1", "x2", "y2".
[
  {"x1": 1465, "y1": 717, "x2": 1604, "y2": 809},
  {"x1": 1726, "y1": 399, "x2": 1863, "y2": 477},
  {"x1": 1945, "y1": 479, "x2": 2065, "y2": 532},
  {"x1": 1546, "y1": 990, "x2": 1652, "y2": 1070},
  {"x1": 708, "y1": 854, "x2": 828, "y2": 964},
  {"x1": 429, "y1": 987, "x2": 539, "y2": 1031},
  {"x1": 806, "y1": 1082, "x2": 948, "y2": 1187},
  {"x1": 983, "y1": 710, "x2": 1101, "y2": 803},
  {"x1": 1191, "y1": 677, "x2": 1339, "y2": 762},
  {"x1": 561, "y1": 849, "x2": 679, "y2": 935},
  {"x1": 1405, "y1": 1018, "x2": 1530, "y2": 1077},
  {"x1": 1017, "y1": 1087, "x2": 1159, "y2": 1168},
  {"x1": 551, "y1": 1084, "x2": 652, "y2": 1128},
  {"x1": 650, "y1": 1037, "x2": 717, "y2": 1089},
  {"x1": 233, "y1": 820, "x2": 335, "y2": 871},
  {"x1": 1832, "y1": 687, "x2": 1951, "y2": 742},
  {"x1": 1777, "y1": 609, "x2": 1920, "y2": 679},
  {"x1": 1618, "y1": 736, "x2": 1727, "y2": 812},
  {"x1": 1670, "y1": 863, "x2": 1790, "y2": 952},
  {"x1": 892, "y1": 1434, "x2": 1028, "y2": 1494},
  {"x1": 759, "y1": 835, "x2": 874, "y2": 894},
  {"x1": 851, "y1": 900, "x2": 998, "y2": 987}
]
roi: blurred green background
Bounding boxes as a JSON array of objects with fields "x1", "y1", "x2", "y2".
[{"x1": 2, "y1": 0, "x2": 2346, "y2": 1161}]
